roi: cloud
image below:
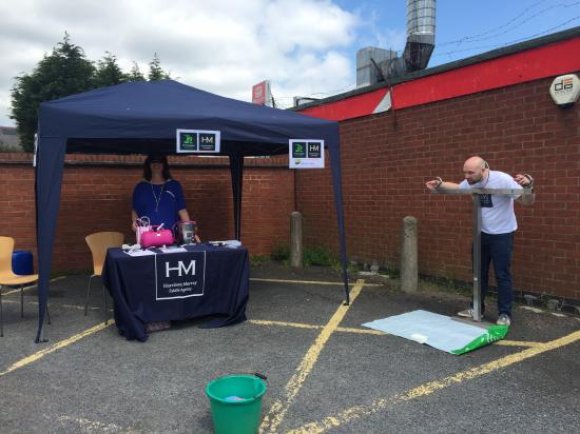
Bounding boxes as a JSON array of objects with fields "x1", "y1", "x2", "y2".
[
  {"x1": 353, "y1": 7, "x2": 407, "y2": 55},
  {"x1": 0, "y1": 0, "x2": 360, "y2": 126}
]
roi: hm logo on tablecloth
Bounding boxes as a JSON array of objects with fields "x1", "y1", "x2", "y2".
[
  {"x1": 165, "y1": 260, "x2": 196, "y2": 278},
  {"x1": 155, "y1": 251, "x2": 206, "y2": 299}
]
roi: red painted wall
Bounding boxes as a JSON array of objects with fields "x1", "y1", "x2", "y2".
[{"x1": 300, "y1": 36, "x2": 580, "y2": 121}]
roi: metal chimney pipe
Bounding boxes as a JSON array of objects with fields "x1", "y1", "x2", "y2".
[{"x1": 403, "y1": 0, "x2": 436, "y2": 72}]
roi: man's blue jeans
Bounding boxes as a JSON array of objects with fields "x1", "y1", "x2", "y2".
[{"x1": 478, "y1": 232, "x2": 514, "y2": 317}]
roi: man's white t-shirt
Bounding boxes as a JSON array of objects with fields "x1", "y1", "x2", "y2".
[{"x1": 459, "y1": 170, "x2": 523, "y2": 235}]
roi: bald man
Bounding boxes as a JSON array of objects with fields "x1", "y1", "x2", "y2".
[{"x1": 425, "y1": 156, "x2": 535, "y2": 326}]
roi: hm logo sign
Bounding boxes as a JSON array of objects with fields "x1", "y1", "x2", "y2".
[
  {"x1": 165, "y1": 260, "x2": 196, "y2": 278},
  {"x1": 155, "y1": 251, "x2": 206, "y2": 299}
]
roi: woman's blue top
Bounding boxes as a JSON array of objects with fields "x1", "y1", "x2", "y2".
[{"x1": 132, "y1": 179, "x2": 186, "y2": 229}]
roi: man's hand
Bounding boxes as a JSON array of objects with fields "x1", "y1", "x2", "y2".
[
  {"x1": 514, "y1": 173, "x2": 534, "y2": 188},
  {"x1": 514, "y1": 173, "x2": 535, "y2": 205},
  {"x1": 425, "y1": 177, "x2": 442, "y2": 191}
]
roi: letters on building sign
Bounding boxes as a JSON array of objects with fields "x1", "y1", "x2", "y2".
[
  {"x1": 549, "y1": 74, "x2": 580, "y2": 106},
  {"x1": 553, "y1": 77, "x2": 573, "y2": 92}
]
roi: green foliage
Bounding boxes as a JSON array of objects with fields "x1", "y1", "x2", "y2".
[
  {"x1": 271, "y1": 243, "x2": 290, "y2": 262},
  {"x1": 304, "y1": 246, "x2": 337, "y2": 267},
  {"x1": 250, "y1": 255, "x2": 271, "y2": 266},
  {"x1": 270, "y1": 244, "x2": 339, "y2": 267},
  {"x1": 10, "y1": 33, "x2": 172, "y2": 152},
  {"x1": 345, "y1": 260, "x2": 362, "y2": 275},
  {"x1": 419, "y1": 274, "x2": 471, "y2": 295},
  {"x1": 11, "y1": 33, "x2": 96, "y2": 151},
  {"x1": 128, "y1": 62, "x2": 145, "y2": 81},
  {"x1": 148, "y1": 53, "x2": 171, "y2": 80},
  {"x1": 94, "y1": 52, "x2": 128, "y2": 88}
]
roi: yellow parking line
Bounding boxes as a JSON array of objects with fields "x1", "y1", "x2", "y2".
[
  {"x1": 0, "y1": 321, "x2": 113, "y2": 378},
  {"x1": 251, "y1": 278, "x2": 347, "y2": 286},
  {"x1": 250, "y1": 277, "x2": 383, "y2": 287},
  {"x1": 250, "y1": 320, "x2": 386, "y2": 336},
  {"x1": 259, "y1": 279, "x2": 365, "y2": 434},
  {"x1": 2, "y1": 276, "x2": 66, "y2": 296},
  {"x1": 248, "y1": 320, "x2": 538, "y2": 343},
  {"x1": 287, "y1": 329, "x2": 580, "y2": 434},
  {"x1": 494, "y1": 340, "x2": 540, "y2": 348},
  {"x1": 0, "y1": 299, "x2": 101, "y2": 312},
  {"x1": 337, "y1": 326, "x2": 386, "y2": 335},
  {"x1": 249, "y1": 319, "x2": 321, "y2": 330}
]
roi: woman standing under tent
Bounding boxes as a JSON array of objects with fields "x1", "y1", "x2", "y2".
[
  {"x1": 131, "y1": 154, "x2": 194, "y2": 332},
  {"x1": 132, "y1": 154, "x2": 191, "y2": 232}
]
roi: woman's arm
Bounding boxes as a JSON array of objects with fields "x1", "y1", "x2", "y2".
[
  {"x1": 131, "y1": 210, "x2": 139, "y2": 231},
  {"x1": 178, "y1": 208, "x2": 190, "y2": 222}
]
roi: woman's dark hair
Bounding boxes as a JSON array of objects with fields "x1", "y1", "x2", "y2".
[{"x1": 143, "y1": 155, "x2": 172, "y2": 181}]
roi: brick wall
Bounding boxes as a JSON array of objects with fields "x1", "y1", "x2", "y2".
[
  {"x1": 296, "y1": 77, "x2": 579, "y2": 300},
  {"x1": 1, "y1": 76, "x2": 578, "y2": 301},
  {"x1": 0, "y1": 155, "x2": 293, "y2": 273}
]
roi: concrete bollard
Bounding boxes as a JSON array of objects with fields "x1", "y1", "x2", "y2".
[
  {"x1": 290, "y1": 211, "x2": 303, "y2": 268},
  {"x1": 401, "y1": 216, "x2": 418, "y2": 293}
]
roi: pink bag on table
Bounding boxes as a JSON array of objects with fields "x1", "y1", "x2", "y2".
[{"x1": 140, "y1": 227, "x2": 175, "y2": 248}]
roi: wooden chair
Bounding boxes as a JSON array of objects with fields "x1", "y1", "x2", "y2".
[
  {"x1": 0, "y1": 236, "x2": 40, "y2": 337},
  {"x1": 85, "y1": 232, "x2": 124, "y2": 323}
]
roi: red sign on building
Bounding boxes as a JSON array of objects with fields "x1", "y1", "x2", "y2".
[{"x1": 252, "y1": 80, "x2": 271, "y2": 106}]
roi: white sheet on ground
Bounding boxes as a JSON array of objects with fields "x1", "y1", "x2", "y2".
[{"x1": 362, "y1": 309, "x2": 489, "y2": 353}]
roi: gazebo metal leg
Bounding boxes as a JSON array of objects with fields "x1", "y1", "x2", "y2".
[
  {"x1": 0, "y1": 286, "x2": 3, "y2": 337},
  {"x1": 102, "y1": 284, "x2": 108, "y2": 325},
  {"x1": 85, "y1": 275, "x2": 95, "y2": 316}
]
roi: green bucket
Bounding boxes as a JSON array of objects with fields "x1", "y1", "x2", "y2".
[{"x1": 205, "y1": 373, "x2": 268, "y2": 434}]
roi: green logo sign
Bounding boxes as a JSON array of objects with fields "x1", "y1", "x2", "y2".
[
  {"x1": 292, "y1": 142, "x2": 307, "y2": 158},
  {"x1": 179, "y1": 132, "x2": 198, "y2": 151}
]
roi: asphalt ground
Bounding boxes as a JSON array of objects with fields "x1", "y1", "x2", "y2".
[{"x1": 0, "y1": 265, "x2": 578, "y2": 434}]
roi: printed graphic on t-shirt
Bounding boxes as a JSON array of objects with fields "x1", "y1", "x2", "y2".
[{"x1": 479, "y1": 194, "x2": 493, "y2": 208}]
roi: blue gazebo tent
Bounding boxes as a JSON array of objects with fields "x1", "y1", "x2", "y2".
[{"x1": 35, "y1": 80, "x2": 348, "y2": 342}]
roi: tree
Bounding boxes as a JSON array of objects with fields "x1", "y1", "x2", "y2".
[
  {"x1": 94, "y1": 52, "x2": 128, "y2": 88},
  {"x1": 10, "y1": 75, "x2": 38, "y2": 152},
  {"x1": 148, "y1": 53, "x2": 171, "y2": 80},
  {"x1": 11, "y1": 33, "x2": 96, "y2": 151},
  {"x1": 10, "y1": 34, "x2": 173, "y2": 152},
  {"x1": 127, "y1": 61, "x2": 145, "y2": 82}
]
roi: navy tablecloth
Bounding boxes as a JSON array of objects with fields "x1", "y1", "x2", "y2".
[{"x1": 102, "y1": 244, "x2": 249, "y2": 341}]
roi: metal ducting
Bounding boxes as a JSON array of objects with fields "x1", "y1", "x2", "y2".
[
  {"x1": 355, "y1": 0, "x2": 436, "y2": 87},
  {"x1": 356, "y1": 47, "x2": 397, "y2": 88},
  {"x1": 403, "y1": 0, "x2": 436, "y2": 72}
]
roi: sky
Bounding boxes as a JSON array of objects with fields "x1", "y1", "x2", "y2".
[{"x1": 0, "y1": 0, "x2": 578, "y2": 127}]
